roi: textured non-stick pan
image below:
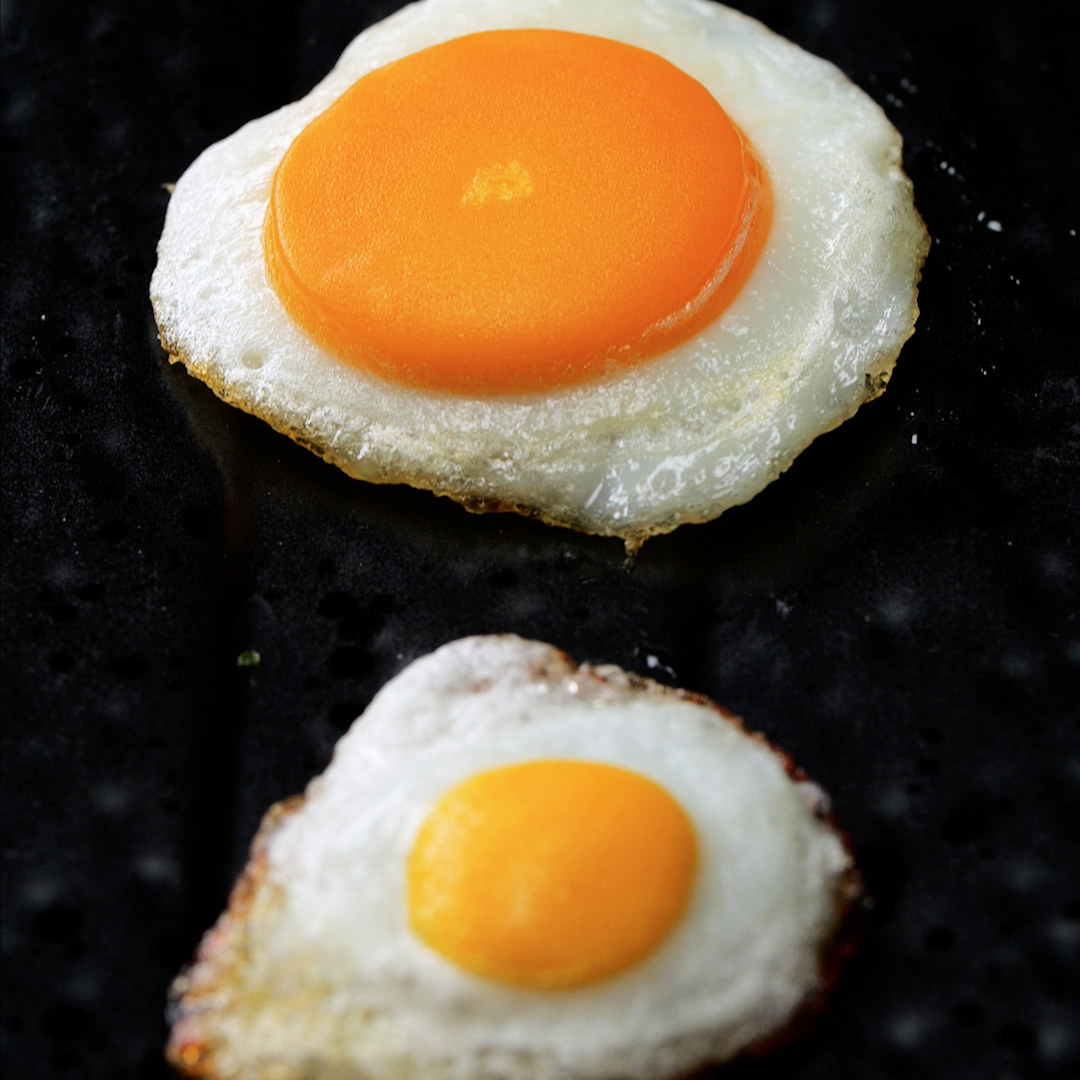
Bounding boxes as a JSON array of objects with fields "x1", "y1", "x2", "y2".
[{"x1": 2, "y1": 1, "x2": 1078, "y2": 1078}]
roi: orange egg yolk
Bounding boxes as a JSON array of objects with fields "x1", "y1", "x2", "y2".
[
  {"x1": 264, "y1": 29, "x2": 772, "y2": 396},
  {"x1": 406, "y1": 759, "x2": 698, "y2": 990}
]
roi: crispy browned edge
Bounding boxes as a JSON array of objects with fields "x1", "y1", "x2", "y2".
[
  {"x1": 155, "y1": 327, "x2": 638, "y2": 552},
  {"x1": 164, "y1": 646, "x2": 867, "y2": 1080},
  {"x1": 154, "y1": 191, "x2": 927, "y2": 566},
  {"x1": 166, "y1": 795, "x2": 304, "y2": 1077}
]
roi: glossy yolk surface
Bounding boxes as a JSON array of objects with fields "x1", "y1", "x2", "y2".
[
  {"x1": 407, "y1": 760, "x2": 698, "y2": 990},
  {"x1": 264, "y1": 29, "x2": 771, "y2": 396}
]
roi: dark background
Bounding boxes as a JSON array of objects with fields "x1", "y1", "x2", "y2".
[{"x1": 2, "y1": 1, "x2": 1078, "y2": 1077}]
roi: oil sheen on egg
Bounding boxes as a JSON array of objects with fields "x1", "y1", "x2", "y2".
[
  {"x1": 151, "y1": 0, "x2": 928, "y2": 547},
  {"x1": 167, "y1": 636, "x2": 863, "y2": 1080}
]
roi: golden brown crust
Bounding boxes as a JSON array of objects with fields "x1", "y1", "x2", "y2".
[
  {"x1": 155, "y1": 209, "x2": 925, "y2": 559},
  {"x1": 157, "y1": 329, "x2": 617, "y2": 545},
  {"x1": 166, "y1": 796, "x2": 306, "y2": 1078}
]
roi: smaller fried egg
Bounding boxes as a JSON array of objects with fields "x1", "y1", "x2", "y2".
[
  {"x1": 151, "y1": 0, "x2": 927, "y2": 548},
  {"x1": 167, "y1": 636, "x2": 863, "y2": 1080}
]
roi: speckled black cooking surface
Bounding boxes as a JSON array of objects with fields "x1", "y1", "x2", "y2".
[{"x1": 2, "y1": 1, "x2": 1078, "y2": 1077}]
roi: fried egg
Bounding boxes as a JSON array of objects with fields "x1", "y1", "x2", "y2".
[
  {"x1": 167, "y1": 636, "x2": 863, "y2": 1080},
  {"x1": 151, "y1": 0, "x2": 927, "y2": 548}
]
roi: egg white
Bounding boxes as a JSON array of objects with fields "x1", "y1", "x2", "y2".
[
  {"x1": 151, "y1": 0, "x2": 927, "y2": 546},
  {"x1": 167, "y1": 637, "x2": 860, "y2": 1080}
]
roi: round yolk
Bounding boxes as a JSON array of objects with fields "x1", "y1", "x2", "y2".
[
  {"x1": 264, "y1": 29, "x2": 772, "y2": 396},
  {"x1": 406, "y1": 759, "x2": 698, "y2": 990}
]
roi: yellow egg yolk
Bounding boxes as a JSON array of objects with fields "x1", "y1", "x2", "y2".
[
  {"x1": 264, "y1": 29, "x2": 772, "y2": 395},
  {"x1": 406, "y1": 759, "x2": 698, "y2": 990}
]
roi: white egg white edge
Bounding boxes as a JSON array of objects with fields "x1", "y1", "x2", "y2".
[
  {"x1": 151, "y1": 0, "x2": 928, "y2": 545},
  {"x1": 167, "y1": 635, "x2": 863, "y2": 1080}
]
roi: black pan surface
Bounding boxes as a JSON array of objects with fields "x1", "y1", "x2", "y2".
[{"x1": 2, "y1": 1, "x2": 1078, "y2": 1077}]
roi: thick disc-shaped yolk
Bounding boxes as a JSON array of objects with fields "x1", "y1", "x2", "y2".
[
  {"x1": 406, "y1": 760, "x2": 698, "y2": 990},
  {"x1": 264, "y1": 29, "x2": 772, "y2": 395}
]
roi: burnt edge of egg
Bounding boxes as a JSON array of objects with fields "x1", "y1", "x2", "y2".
[
  {"x1": 166, "y1": 795, "x2": 305, "y2": 1077},
  {"x1": 154, "y1": 289, "x2": 924, "y2": 562},
  {"x1": 163, "y1": 647, "x2": 866, "y2": 1080}
]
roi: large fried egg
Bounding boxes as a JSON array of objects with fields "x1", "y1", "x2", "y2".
[
  {"x1": 151, "y1": 0, "x2": 927, "y2": 547},
  {"x1": 167, "y1": 636, "x2": 863, "y2": 1080}
]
